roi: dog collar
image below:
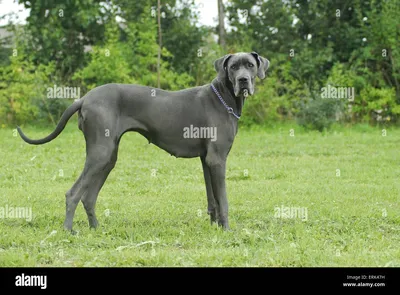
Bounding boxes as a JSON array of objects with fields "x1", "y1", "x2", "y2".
[{"x1": 210, "y1": 83, "x2": 241, "y2": 120}]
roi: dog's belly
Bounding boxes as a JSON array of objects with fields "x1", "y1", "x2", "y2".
[
  {"x1": 122, "y1": 119, "x2": 209, "y2": 158},
  {"x1": 151, "y1": 135, "x2": 206, "y2": 158}
]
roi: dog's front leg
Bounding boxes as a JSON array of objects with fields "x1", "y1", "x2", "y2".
[
  {"x1": 205, "y1": 154, "x2": 229, "y2": 230},
  {"x1": 201, "y1": 156, "x2": 219, "y2": 224}
]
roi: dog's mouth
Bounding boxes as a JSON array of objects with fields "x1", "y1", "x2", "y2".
[
  {"x1": 241, "y1": 87, "x2": 250, "y2": 97},
  {"x1": 234, "y1": 85, "x2": 253, "y2": 98}
]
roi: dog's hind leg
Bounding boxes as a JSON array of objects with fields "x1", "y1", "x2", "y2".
[
  {"x1": 64, "y1": 173, "x2": 84, "y2": 231},
  {"x1": 81, "y1": 143, "x2": 118, "y2": 229},
  {"x1": 63, "y1": 141, "x2": 118, "y2": 231},
  {"x1": 64, "y1": 108, "x2": 120, "y2": 231}
]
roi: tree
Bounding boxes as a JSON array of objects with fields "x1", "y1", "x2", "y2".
[
  {"x1": 73, "y1": 10, "x2": 194, "y2": 92},
  {"x1": 218, "y1": 0, "x2": 226, "y2": 50},
  {"x1": 113, "y1": 0, "x2": 208, "y2": 77},
  {"x1": 17, "y1": 0, "x2": 111, "y2": 80},
  {"x1": 157, "y1": 0, "x2": 162, "y2": 88}
]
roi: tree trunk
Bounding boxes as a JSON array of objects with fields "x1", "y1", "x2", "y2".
[
  {"x1": 157, "y1": 0, "x2": 162, "y2": 88},
  {"x1": 218, "y1": 0, "x2": 226, "y2": 50}
]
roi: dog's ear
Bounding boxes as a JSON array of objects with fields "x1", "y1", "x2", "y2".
[
  {"x1": 251, "y1": 52, "x2": 270, "y2": 79},
  {"x1": 214, "y1": 54, "x2": 233, "y2": 79}
]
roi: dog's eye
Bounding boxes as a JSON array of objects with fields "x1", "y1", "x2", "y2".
[
  {"x1": 248, "y1": 63, "x2": 254, "y2": 67},
  {"x1": 230, "y1": 65, "x2": 237, "y2": 70}
]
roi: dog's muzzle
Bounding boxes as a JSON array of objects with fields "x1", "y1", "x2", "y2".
[{"x1": 234, "y1": 76, "x2": 254, "y2": 97}]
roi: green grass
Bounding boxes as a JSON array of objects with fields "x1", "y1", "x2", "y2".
[{"x1": 0, "y1": 123, "x2": 399, "y2": 266}]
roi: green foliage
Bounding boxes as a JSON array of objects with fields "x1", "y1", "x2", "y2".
[
  {"x1": 192, "y1": 39, "x2": 225, "y2": 86},
  {"x1": 17, "y1": 0, "x2": 109, "y2": 79},
  {"x1": 225, "y1": 0, "x2": 400, "y2": 129},
  {"x1": 0, "y1": 49, "x2": 66, "y2": 125},
  {"x1": 242, "y1": 57, "x2": 311, "y2": 126},
  {"x1": 241, "y1": 80, "x2": 277, "y2": 126},
  {"x1": 226, "y1": 0, "x2": 297, "y2": 56},
  {"x1": 350, "y1": 0, "x2": 400, "y2": 114},
  {"x1": 160, "y1": 0, "x2": 209, "y2": 75},
  {"x1": 296, "y1": 64, "x2": 353, "y2": 130},
  {"x1": 113, "y1": 0, "x2": 208, "y2": 78},
  {"x1": 326, "y1": 61, "x2": 399, "y2": 124},
  {"x1": 242, "y1": 72, "x2": 299, "y2": 126},
  {"x1": 358, "y1": 86, "x2": 398, "y2": 123},
  {"x1": 72, "y1": 24, "x2": 134, "y2": 90},
  {"x1": 297, "y1": 96, "x2": 346, "y2": 132},
  {"x1": 0, "y1": 0, "x2": 399, "y2": 127},
  {"x1": 124, "y1": 10, "x2": 194, "y2": 90},
  {"x1": 72, "y1": 44, "x2": 134, "y2": 90},
  {"x1": 74, "y1": 12, "x2": 194, "y2": 92}
]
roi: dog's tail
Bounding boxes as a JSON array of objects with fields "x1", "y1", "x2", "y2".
[{"x1": 17, "y1": 99, "x2": 83, "y2": 145}]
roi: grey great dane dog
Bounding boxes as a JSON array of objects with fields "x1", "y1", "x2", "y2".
[{"x1": 17, "y1": 52, "x2": 269, "y2": 231}]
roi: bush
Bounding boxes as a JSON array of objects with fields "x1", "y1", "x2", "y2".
[
  {"x1": 73, "y1": 18, "x2": 194, "y2": 92},
  {"x1": 0, "y1": 50, "x2": 66, "y2": 125},
  {"x1": 358, "y1": 86, "x2": 399, "y2": 123},
  {"x1": 241, "y1": 58, "x2": 311, "y2": 126},
  {"x1": 296, "y1": 96, "x2": 346, "y2": 132}
]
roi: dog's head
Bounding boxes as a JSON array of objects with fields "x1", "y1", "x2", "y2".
[{"x1": 214, "y1": 52, "x2": 269, "y2": 97}]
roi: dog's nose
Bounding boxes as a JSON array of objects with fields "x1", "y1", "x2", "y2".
[{"x1": 239, "y1": 77, "x2": 248, "y2": 83}]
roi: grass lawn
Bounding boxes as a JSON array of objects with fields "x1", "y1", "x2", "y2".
[{"x1": 0, "y1": 122, "x2": 399, "y2": 266}]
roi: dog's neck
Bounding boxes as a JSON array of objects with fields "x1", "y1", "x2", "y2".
[{"x1": 212, "y1": 77, "x2": 245, "y2": 118}]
